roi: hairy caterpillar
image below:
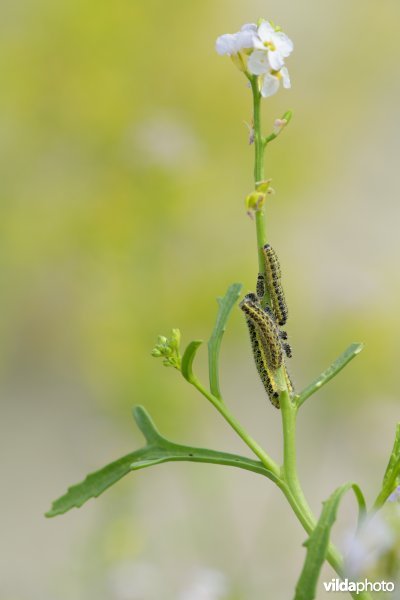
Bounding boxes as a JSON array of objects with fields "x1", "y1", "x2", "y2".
[
  {"x1": 240, "y1": 294, "x2": 283, "y2": 371},
  {"x1": 240, "y1": 294, "x2": 284, "y2": 407},
  {"x1": 256, "y1": 273, "x2": 265, "y2": 299},
  {"x1": 240, "y1": 291, "x2": 294, "y2": 408},
  {"x1": 262, "y1": 243, "x2": 288, "y2": 326},
  {"x1": 244, "y1": 317, "x2": 281, "y2": 408}
]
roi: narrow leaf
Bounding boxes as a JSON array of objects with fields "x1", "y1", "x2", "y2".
[
  {"x1": 383, "y1": 423, "x2": 400, "y2": 487},
  {"x1": 133, "y1": 405, "x2": 164, "y2": 444},
  {"x1": 297, "y1": 343, "x2": 364, "y2": 407},
  {"x1": 293, "y1": 483, "x2": 366, "y2": 600},
  {"x1": 208, "y1": 283, "x2": 243, "y2": 399},
  {"x1": 372, "y1": 423, "x2": 400, "y2": 509},
  {"x1": 181, "y1": 340, "x2": 203, "y2": 383},
  {"x1": 46, "y1": 405, "x2": 278, "y2": 517}
]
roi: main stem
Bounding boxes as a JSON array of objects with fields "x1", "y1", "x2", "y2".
[
  {"x1": 251, "y1": 77, "x2": 267, "y2": 274},
  {"x1": 250, "y1": 82, "x2": 373, "y2": 600}
]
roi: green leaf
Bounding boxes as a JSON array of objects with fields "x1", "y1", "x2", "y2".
[
  {"x1": 297, "y1": 343, "x2": 364, "y2": 407},
  {"x1": 372, "y1": 423, "x2": 400, "y2": 509},
  {"x1": 181, "y1": 340, "x2": 203, "y2": 383},
  {"x1": 293, "y1": 483, "x2": 366, "y2": 600},
  {"x1": 383, "y1": 423, "x2": 400, "y2": 487},
  {"x1": 208, "y1": 283, "x2": 243, "y2": 399},
  {"x1": 46, "y1": 405, "x2": 278, "y2": 518}
]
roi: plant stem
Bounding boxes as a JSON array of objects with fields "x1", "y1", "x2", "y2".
[
  {"x1": 192, "y1": 379, "x2": 280, "y2": 478},
  {"x1": 251, "y1": 77, "x2": 267, "y2": 274},
  {"x1": 279, "y1": 390, "x2": 373, "y2": 600},
  {"x1": 249, "y1": 83, "x2": 373, "y2": 600},
  {"x1": 195, "y1": 377, "x2": 372, "y2": 599}
]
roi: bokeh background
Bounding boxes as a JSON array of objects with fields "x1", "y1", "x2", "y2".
[{"x1": 2, "y1": 0, "x2": 400, "y2": 598}]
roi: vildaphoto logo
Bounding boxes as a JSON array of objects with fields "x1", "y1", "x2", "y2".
[{"x1": 323, "y1": 578, "x2": 395, "y2": 594}]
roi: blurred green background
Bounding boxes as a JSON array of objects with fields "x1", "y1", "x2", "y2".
[{"x1": 2, "y1": 0, "x2": 400, "y2": 598}]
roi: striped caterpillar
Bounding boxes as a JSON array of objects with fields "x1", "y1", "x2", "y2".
[
  {"x1": 259, "y1": 244, "x2": 288, "y2": 327},
  {"x1": 240, "y1": 293, "x2": 293, "y2": 408}
]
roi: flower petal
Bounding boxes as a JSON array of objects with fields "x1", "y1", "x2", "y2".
[
  {"x1": 253, "y1": 37, "x2": 267, "y2": 51},
  {"x1": 268, "y1": 50, "x2": 284, "y2": 71},
  {"x1": 261, "y1": 73, "x2": 280, "y2": 97},
  {"x1": 272, "y1": 31, "x2": 294, "y2": 57},
  {"x1": 236, "y1": 29, "x2": 256, "y2": 50},
  {"x1": 257, "y1": 21, "x2": 275, "y2": 42},
  {"x1": 240, "y1": 23, "x2": 257, "y2": 33},
  {"x1": 215, "y1": 34, "x2": 237, "y2": 55},
  {"x1": 280, "y1": 66, "x2": 291, "y2": 88},
  {"x1": 248, "y1": 50, "x2": 270, "y2": 75}
]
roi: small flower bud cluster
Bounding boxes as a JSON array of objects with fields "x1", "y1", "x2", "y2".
[
  {"x1": 151, "y1": 329, "x2": 182, "y2": 369},
  {"x1": 216, "y1": 19, "x2": 293, "y2": 97}
]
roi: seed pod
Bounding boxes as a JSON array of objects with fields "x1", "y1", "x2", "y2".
[{"x1": 262, "y1": 244, "x2": 288, "y2": 326}]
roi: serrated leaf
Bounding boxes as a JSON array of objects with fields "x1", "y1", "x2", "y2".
[
  {"x1": 208, "y1": 283, "x2": 243, "y2": 399},
  {"x1": 297, "y1": 343, "x2": 364, "y2": 407},
  {"x1": 181, "y1": 340, "x2": 203, "y2": 383},
  {"x1": 46, "y1": 405, "x2": 278, "y2": 517},
  {"x1": 293, "y1": 483, "x2": 366, "y2": 600}
]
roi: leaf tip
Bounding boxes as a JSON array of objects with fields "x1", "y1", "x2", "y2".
[
  {"x1": 181, "y1": 339, "x2": 203, "y2": 383},
  {"x1": 132, "y1": 405, "x2": 161, "y2": 443},
  {"x1": 353, "y1": 342, "x2": 364, "y2": 355}
]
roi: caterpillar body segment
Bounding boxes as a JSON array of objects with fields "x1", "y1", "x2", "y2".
[
  {"x1": 256, "y1": 273, "x2": 265, "y2": 300},
  {"x1": 282, "y1": 342, "x2": 292, "y2": 359},
  {"x1": 261, "y1": 304, "x2": 293, "y2": 360}
]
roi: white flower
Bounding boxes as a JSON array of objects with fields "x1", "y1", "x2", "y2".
[
  {"x1": 260, "y1": 66, "x2": 291, "y2": 98},
  {"x1": 343, "y1": 515, "x2": 395, "y2": 578},
  {"x1": 247, "y1": 49, "x2": 270, "y2": 75},
  {"x1": 216, "y1": 19, "x2": 293, "y2": 97},
  {"x1": 252, "y1": 20, "x2": 293, "y2": 71},
  {"x1": 215, "y1": 23, "x2": 257, "y2": 56}
]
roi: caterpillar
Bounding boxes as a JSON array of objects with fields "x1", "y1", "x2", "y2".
[
  {"x1": 245, "y1": 317, "x2": 281, "y2": 408},
  {"x1": 254, "y1": 294, "x2": 292, "y2": 359},
  {"x1": 256, "y1": 273, "x2": 265, "y2": 299},
  {"x1": 240, "y1": 291, "x2": 295, "y2": 408},
  {"x1": 240, "y1": 294, "x2": 283, "y2": 371},
  {"x1": 262, "y1": 244, "x2": 288, "y2": 326},
  {"x1": 240, "y1": 294, "x2": 284, "y2": 407}
]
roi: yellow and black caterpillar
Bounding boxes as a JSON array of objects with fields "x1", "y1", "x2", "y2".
[
  {"x1": 240, "y1": 292, "x2": 293, "y2": 408},
  {"x1": 240, "y1": 293, "x2": 281, "y2": 407},
  {"x1": 258, "y1": 243, "x2": 288, "y2": 327},
  {"x1": 240, "y1": 244, "x2": 293, "y2": 408}
]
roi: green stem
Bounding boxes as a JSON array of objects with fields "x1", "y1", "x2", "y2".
[
  {"x1": 193, "y1": 379, "x2": 372, "y2": 598},
  {"x1": 192, "y1": 379, "x2": 280, "y2": 478},
  {"x1": 249, "y1": 80, "x2": 373, "y2": 599},
  {"x1": 279, "y1": 390, "x2": 373, "y2": 600},
  {"x1": 372, "y1": 488, "x2": 391, "y2": 513},
  {"x1": 251, "y1": 77, "x2": 267, "y2": 275}
]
